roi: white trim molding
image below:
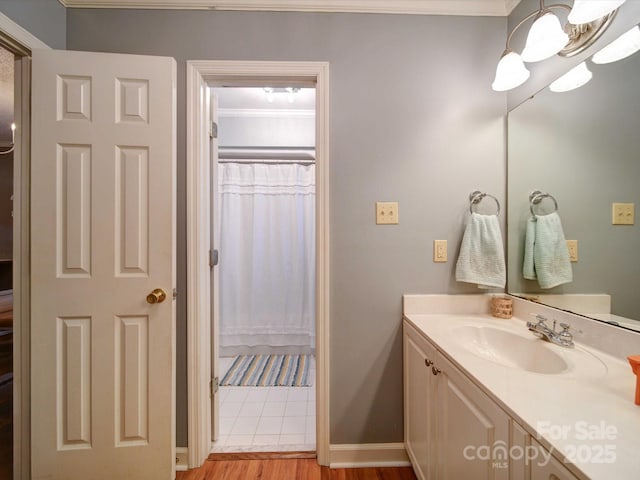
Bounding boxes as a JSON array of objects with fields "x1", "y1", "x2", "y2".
[
  {"x1": 0, "y1": 12, "x2": 44, "y2": 478},
  {"x1": 186, "y1": 60, "x2": 330, "y2": 468},
  {"x1": 61, "y1": 0, "x2": 518, "y2": 16},
  {"x1": 186, "y1": 61, "x2": 213, "y2": 469},
  {"x1": 0, "y1": 12, "x2": 50, "y2": 50},
  {"x1": 329, "y1": 443, "x2": 411, "y2": 468}
]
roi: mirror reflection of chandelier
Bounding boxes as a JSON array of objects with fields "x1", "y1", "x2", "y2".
[
  {"x1": 0, "y1": 123, "x2": 15, "y2": 155},
  {"x1": 492, "y1": 0, "x2": 629, "y2": 92}
]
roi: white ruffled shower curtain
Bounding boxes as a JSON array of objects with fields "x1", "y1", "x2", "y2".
[{"x1": 218, "y1": 162, "x2": 315, "y2": 354}]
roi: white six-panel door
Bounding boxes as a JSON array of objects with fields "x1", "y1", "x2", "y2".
[{"x1": 31, "y1": 49, "x2": 176, "y2": 480}]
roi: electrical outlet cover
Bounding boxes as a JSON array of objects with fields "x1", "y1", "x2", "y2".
[
  {"x1": 566, "y1": 240, "x2": 578, "y2": 262},
  {"x1": 433, "y1": 240, "x2": 447, "y2": 262}
]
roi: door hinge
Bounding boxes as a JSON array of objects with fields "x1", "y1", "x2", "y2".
[
  {"x1": 209, "y1": 121, "x2": 218, "y2": 139},
  {"x1": 209, "y1": 249, "x2": 219, "y2": 268},
  {"x1": 210, "y1": 377, "x2": 219, "y2": 397}
]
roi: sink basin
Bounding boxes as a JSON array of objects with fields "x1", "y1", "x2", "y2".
[{"x1": 453, "y1": 325, "x2": 569, "y2": 374}]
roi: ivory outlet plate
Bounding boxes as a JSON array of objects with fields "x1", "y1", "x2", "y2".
[
  {"x1": 566, "y1": 240, "x2": 578, "y2": 262},
  {"x1": 433, "y1": 240, "x2": 447, "y2": 262},
  {"x1": 175, "y1": 448, "x2": 188, "y2": 470},
  {"x1": 376, "y1": 202, "x2": 399, "y2": 224},
  {"x1": 612, "y1": 203, "x2": 634, "y2": 225}
]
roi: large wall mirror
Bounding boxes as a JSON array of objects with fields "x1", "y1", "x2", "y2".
[{"x1": 507, "y1": 26, "x2": 640, "y2": 332}]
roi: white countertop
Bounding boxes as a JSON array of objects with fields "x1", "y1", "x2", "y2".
[
  {"x1": 589, "y1": 313, "x2": 640, "y2": 333},
  {"x1": 404, "y1": 312, "x2": 640, "y2": 480}
]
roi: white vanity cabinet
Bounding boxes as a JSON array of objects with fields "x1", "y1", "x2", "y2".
[
  {"x1": 403, "y1": 319, "x2": 581, "y2": 480},
  {"x1": 404, "y1": 320, "x2": 511, "y2": 480},
  {"x1": 530, "y1": 439, "x2": 579, "y2": 480},
  {"x1": 404, "y1": 321, "x2": 439, "y2": 479}
]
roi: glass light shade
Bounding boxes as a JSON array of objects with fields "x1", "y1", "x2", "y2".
[
  {"x1": 592, "y1": 25, "x2": 640, "y2": 64},
  {"x1": 549, "y1": 62, "x2": 593, "y2": 92},
  {"x1": 492, "y1": 50, "x2": 530, "y2": 91},
  {"x1": 568, "y1": 0, "x2": 625, "y2": 25},
  {"x1": 521, "y1": 12, "x2": 570, "y2": 62}
]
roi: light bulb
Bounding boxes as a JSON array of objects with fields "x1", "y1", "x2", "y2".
[{"x1": 264, "y1": 87, "x2": 274, "y2": 103}]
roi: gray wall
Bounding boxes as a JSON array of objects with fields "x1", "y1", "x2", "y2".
[
  {"x1": 507, "y1": 0, "x2": 640, "y2": 110},
  {"x1": 217, "y1": 111, "x2": 315, "y2": 148},
  {"x1": 66, "y1": 9, "x2": 507, "y2": 447},
  {"x1": 508, "y1": 50, "x2": 640, "y2": 320},
  {"x1": 0, "y1": 0, "x2": 66, "y2": 49}
]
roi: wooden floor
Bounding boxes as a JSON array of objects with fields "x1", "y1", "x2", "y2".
[
  {"x1": 176, "y1": 457, "x2": 417, "y2": 480},
  {"x1": 0, "y1": 381, "x2": 11, "y2": 480},
  {"x1": 0, "y1": 291, "x2": 13, "y2": 479}
]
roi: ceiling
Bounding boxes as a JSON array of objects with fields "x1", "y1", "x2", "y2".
[{"x1": 59, "y1": 0, "x2": 522, "y2": 16}]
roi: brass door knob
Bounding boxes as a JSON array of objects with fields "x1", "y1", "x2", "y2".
[{"x1": 146, "y1": 288, "x2": 167, "y2": 304}]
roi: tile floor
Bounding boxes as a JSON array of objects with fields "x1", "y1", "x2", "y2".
[{"x1": 211, "y1": 356, "x2": 316, "y2": 453}]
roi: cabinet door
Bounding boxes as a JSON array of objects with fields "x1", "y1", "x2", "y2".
[
  {"x1": 437, "y1": 352, "x2": 510, "y2": 480},
  {"x1": 511, "y1": 421, "x2": 532, "y2": 480},
  {"x1": 404, "y1": 324, "x2": 439, "y2": 480},
  {"x1": 530, "y1": 440, "x2": 578, "y2": 480}
]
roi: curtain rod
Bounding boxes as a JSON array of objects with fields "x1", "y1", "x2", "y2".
[
  {"x1": 219, "y1": 146, "x2": 316, "y2": 163},
  {"x1": 218, "y1": 159, "x2": 315, "y2": 165}
]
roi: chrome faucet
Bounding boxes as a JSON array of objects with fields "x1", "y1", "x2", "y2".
[{"x1": 526, "y1": 314, "x2": 574, "y2": 348}]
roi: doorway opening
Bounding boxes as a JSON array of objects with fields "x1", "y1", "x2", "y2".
[
  {"x1": 186, "y1": 60, "x2": 329, "y2": 468},
  {"x1": 0, "y1": 23, "x2": 33, "y2": 477},
  {"x1": 211, "y1": 86, "x2": 316, "y2": 453},
  {"x1": 0, "y1": 42, "x2": 15, "y2": 479}
]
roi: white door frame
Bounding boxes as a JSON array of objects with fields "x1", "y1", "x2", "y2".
[
  {"x1": 186, "y1": 60, "x2": 330, "y2": 468},
  {"x1": 0, "y1": 13, "x2": 51, "y2": 479}
]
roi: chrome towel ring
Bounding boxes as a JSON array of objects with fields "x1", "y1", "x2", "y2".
[
  {"x1": 469, "y1": 190, "x2": 500, "y2": 215},
  {"x1": 529, "y1": 190, "x2": 559, "y2": 218}
]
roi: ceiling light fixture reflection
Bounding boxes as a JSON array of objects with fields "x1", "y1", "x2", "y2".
[
  {"x1": 0, "y1": 123, "x2": 15, "y2": 155},
  {"x1": 592, "y1": 25, "x2": 640, "y2": 64},
  {"x1": 568, "y1": 0, "x2": 626, "y2": 25},
  {"x1": 549, "y1": 62, "x2": 593, "y2": 92}
]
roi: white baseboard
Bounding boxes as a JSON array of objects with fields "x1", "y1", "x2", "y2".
[
  {"x1": 329, "y1": 443, "x2": 410, "y2": 468},
  {"x1": 176, "y1": 447, "x2": 189, "y2": 471}
]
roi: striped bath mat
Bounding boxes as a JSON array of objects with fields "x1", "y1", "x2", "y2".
[{"x1": 221, "y1": 354, "x2": 312, "y2": 387}]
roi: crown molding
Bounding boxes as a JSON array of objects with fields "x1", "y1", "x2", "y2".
[
  {"x1": 504, "y1": 0, "x2": 522, "y2": 15},
  {"x1": 59, "y1": 0, "x2": 519, "y2": 16}
]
